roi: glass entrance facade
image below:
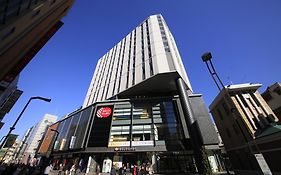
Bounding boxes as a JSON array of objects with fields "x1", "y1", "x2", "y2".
[{"x1": 39, "y1": 96, "x2": 220, "y2": 174}]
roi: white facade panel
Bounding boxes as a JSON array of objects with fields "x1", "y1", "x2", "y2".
[
  {"x1": 83, "y1": 14, "x2": 193, "y2": 107},
  {"x1": 150, "y1": 17, "x2": 170, "y2": 74},
  {"x1": 99, "y1": 51, "x2": 111, "y2": 100}
]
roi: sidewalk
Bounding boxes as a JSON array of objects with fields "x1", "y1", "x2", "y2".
[{"x1": 49, "y1": 170, "x2": 235, "y2": 175}]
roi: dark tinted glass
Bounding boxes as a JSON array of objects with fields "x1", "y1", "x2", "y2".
[{"x1": 75, "y1": 106, "x2": 92, "y2": 148}]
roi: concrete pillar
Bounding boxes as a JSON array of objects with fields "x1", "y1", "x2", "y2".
[{"x1": 176, "y1": 77, "x2": 205, "y2": 174}]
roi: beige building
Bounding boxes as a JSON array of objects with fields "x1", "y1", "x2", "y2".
[
  {"x1": 262, "y1": 82, "x2": 281, "y2": 123},
  {"x1": 210, "y1": 83, "x2": 281, "y2": 175}
]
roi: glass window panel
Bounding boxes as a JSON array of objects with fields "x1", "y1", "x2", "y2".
[
  {"x1": 113, "y1": 103, "x2": 131, "y2": 121},
  {"x1": 65, "y1": 113, "x2": 80, "y2": 150},
  {"x1": 109, "y1": 124, "x2": 131, "y2": 147},
  {"x1": 122, "y1": 126, "x2": 130, "y2": 130},
  {"x1": 53, "y1": 121, "x2": 64, "y2": 151},
  {"x1": 57, "y1": 117, "x2": 71, "y2": 150},
  {"x1": 112, "y1": 126, "x2": 122, "y2": 130},
  {"x1": 74, "y1": 106, "x2": 92, "y2": 148}
]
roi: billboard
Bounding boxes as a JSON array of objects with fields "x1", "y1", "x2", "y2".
[
  {"x1": 87, "y1": 105, "x2": 114, "y2": 147},
  {"x1": 3, "y1": 134, "x2": 18, "y2": 148}
]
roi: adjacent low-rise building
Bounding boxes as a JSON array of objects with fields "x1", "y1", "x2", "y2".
[
  {"x1": 210, "y1": 83, "x2": 281, "y2": 175},
  {"x1": 262, "y1": 82, "x2": 281, "y2": 123}
]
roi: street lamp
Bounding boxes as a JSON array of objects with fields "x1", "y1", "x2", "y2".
[
  {"x1": 201, "y1": 52, "x2": 225, "y2": 91},
  {"x1": 201, "y1": 52, "x2": 263, "y2": 173},
  {"x1": 0, "y1": 96, "x2": 51, "y2": 150}
]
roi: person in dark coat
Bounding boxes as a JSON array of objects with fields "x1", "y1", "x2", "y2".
[{"x1": 110, "y1": 166, "x2": 116, "y2": 175}]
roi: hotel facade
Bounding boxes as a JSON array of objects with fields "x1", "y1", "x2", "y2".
[{"x1": 38, "y1": 15, "x2": 221, "y2": 174}]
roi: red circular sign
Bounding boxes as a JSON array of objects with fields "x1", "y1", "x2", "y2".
[{"x1": 97, "y1": 107, "x2": 112, "y2": 118}]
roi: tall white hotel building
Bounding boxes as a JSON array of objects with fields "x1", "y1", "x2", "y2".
[
  {"x1": 83, "y1": 14, "x2": 192, "y2": 107},
  {"x1": 39, "y1": 15, "x2": 221, "y2": 174}
]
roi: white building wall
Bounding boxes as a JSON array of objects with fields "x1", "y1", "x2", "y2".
[
  {"x1": 83, "y1": 14, "x2": 193, "y2": 107},
  {"x1": 150, "y1": 16, "x2": 170, "y2": 74},
  {"x1": 24, "y1": 114, "x2": 57, "y2": 159}
]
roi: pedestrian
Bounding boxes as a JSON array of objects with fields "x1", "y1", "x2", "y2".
[
  {"x1": 118, "y1": 166, "x2": 123, "y2": 175},
  {"x1": 43, "y1": 163, "x2": 53, "y2": 175},
  {"x1": 110, "y1": 166, "x2": 116, "y2": 175},
  {"x1": 96, "y1": 164, "x2": 101, "y2": 175},
  {"x1": 70, "y1": 164, "x2": 77, "y2": 175},
  {"x1": 133, "y1": 165, "x2": 137, "y2": 175}
]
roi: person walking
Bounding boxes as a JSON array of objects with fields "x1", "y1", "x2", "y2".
[
  {"x1": 110, "y1": 166, "x2": 116, "y2": 175},
  {"x1": 43, "y1": 163, "x2": 53, "y2": 175}
]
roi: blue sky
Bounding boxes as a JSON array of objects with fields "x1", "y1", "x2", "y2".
[{"x1": 1, "y1": 0, "x2": 280, "y2": 139}]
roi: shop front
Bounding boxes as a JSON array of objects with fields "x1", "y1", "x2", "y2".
[{"x1": 38, "y1": 97, "x2": 223, "y2": 174}]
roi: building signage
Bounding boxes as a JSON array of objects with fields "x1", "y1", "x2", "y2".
[
  {"x1": 108, "y1": 141, "x2": 130, "y2": 147},
  {"x1": 114, "y1": 147, "x2": 136, "y2": 152},
  {"x1": 87, "y1": 105, "x2": 114, "y2": 147},
  {"x1": 96, "y1": 107, "x2": 112, "y2": 118},
  {"x1": 132, "y1": 140, "x2": 154, "y2": 146},
  {"x1": 0, "y1": 89, "x2": 22, "y2": 114}
]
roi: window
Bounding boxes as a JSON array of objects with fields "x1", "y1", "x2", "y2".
[
  {"x1": 250, "y1": 93, "x2": 261, "y2": 107},
  {"x1": 239, "y1": 94, "x2": 249, "y2": 107},
  {"x1": 132, "y1": 125, "x2": 152, "y2": 141},
  {"x1": 110, "y1": 126, "x2": 130, "y2": 142},
  {"x1": 222, "y1": 102, "x2": 230, "y2": 115},
  {"x1": 75, "y1": 107, "x2": 92, "y2": 148}
]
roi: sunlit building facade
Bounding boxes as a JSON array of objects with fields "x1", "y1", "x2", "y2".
[
  {"x1": 22, "y1": 114, "x2": 57, "y2": 164},
  {"x1": 39, "y1": 15, "x2": 221, "y2": 174},
  {"x1": 83, "y1": 14, "x2": 191, "y2": 107}
]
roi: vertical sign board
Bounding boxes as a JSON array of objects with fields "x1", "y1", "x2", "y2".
[
  {"x1": 255, "y1": 154, "x2": 272, "y2": 175},
  {"x1": 87, "y1": 105, "x2": 114, "y2": 147},
  {"x1": 3, "y1": 134, "x2": 18, "y2": 148}
]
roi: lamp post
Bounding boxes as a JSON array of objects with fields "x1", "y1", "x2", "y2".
[
  {"x1": 0, "y1": 96, "x2": 51, "y2": 151},
  {"x1": 201, "y1": 52, "x2": 225, "y2": 91},
  {"x1": 201, "y1": 52, "x2": 265, "y2": 174}
]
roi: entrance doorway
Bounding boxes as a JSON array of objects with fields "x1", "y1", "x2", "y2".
[{"x1": 113, "y1": 152, "x2": 149, "y2": 171}]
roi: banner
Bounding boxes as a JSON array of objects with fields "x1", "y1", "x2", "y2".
[{"x1": 3, "y1": 134, "x2": 18, "y2": 148}]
